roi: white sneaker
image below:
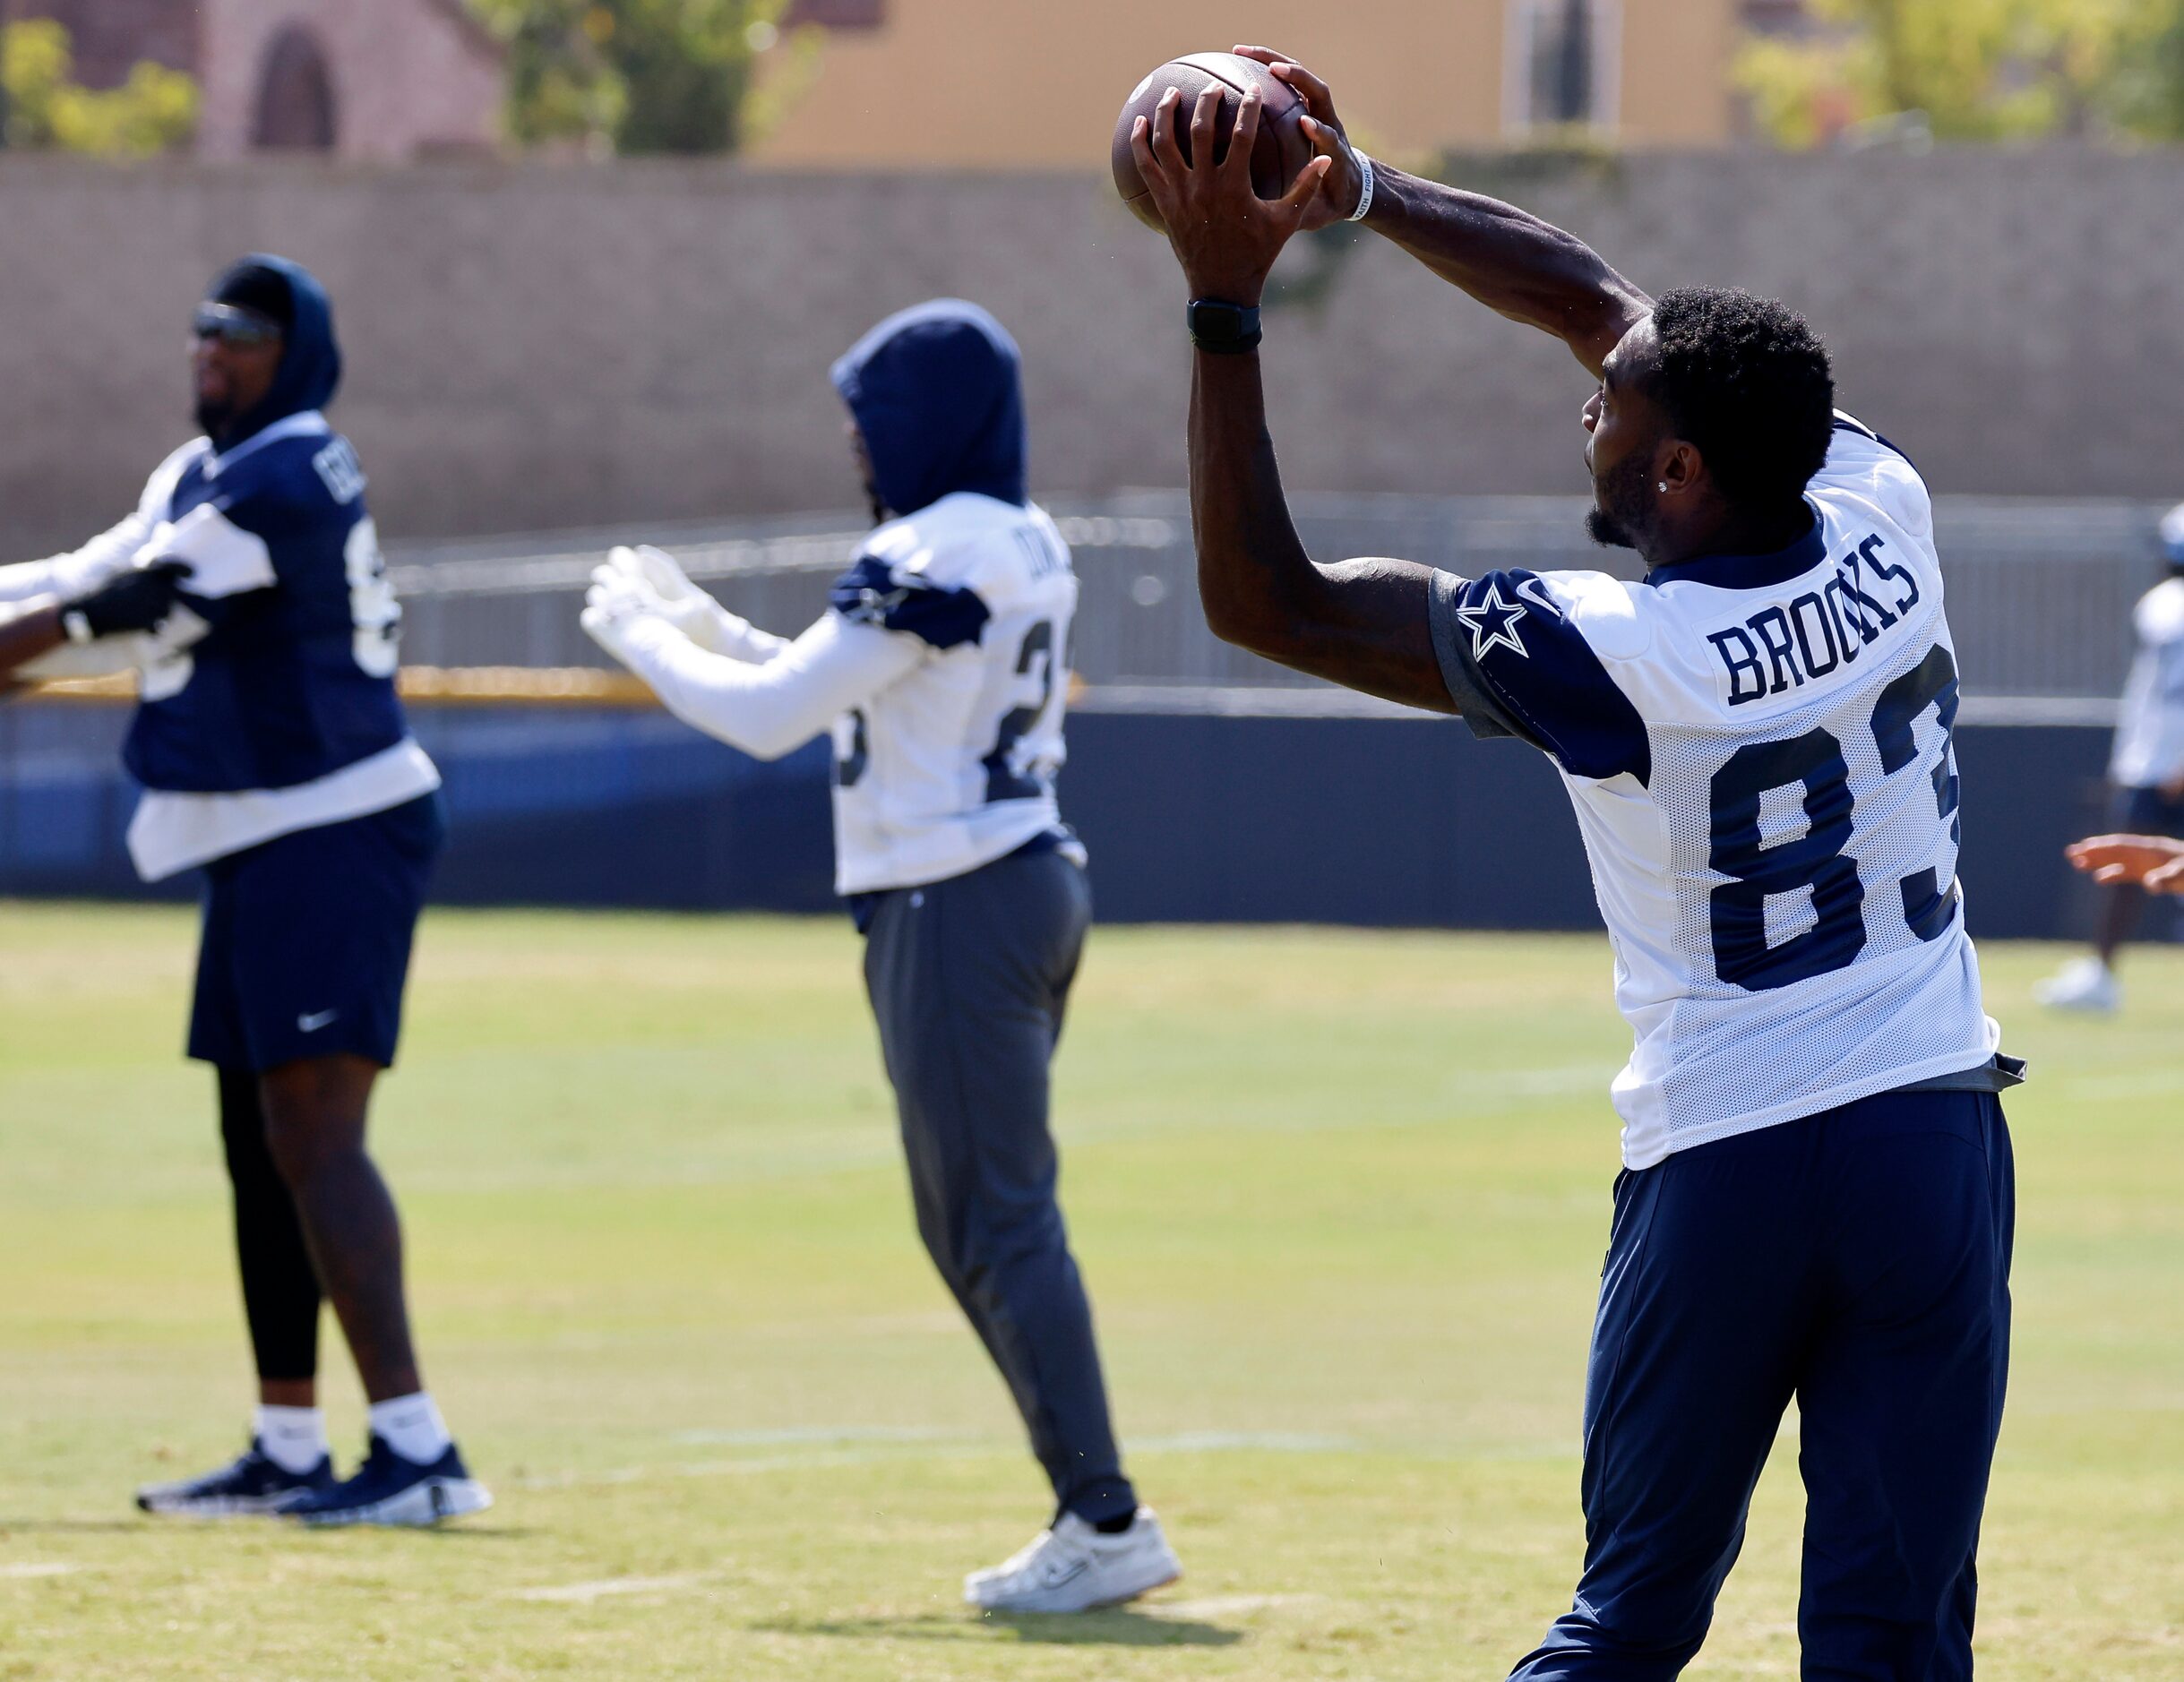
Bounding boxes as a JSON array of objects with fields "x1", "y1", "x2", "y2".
[
  {"x1": 2034, "y1": 956, "x2": 2120, "y2": 1013},
  {"x1": 964, "y1": 1507, "x2": 1181, "y2": 1613}
]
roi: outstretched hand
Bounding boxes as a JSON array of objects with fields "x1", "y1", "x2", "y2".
[
  {"x1": 2067, "y1": 833, "x2": 2184, "y2": 894},
  {"x1": 609, "y1": 543, "x2": 734, "y2": 647},
  {"x1": 69, "y1": 558, "x2": 193, "y2": 639},
  {"x1": 1130, "y1": 82, "x2": 1332, "y2": 306},
  {"x1": 1232, "y1": 46, "x2": 1367, "y2": 231},
  {"x1": 581, "y1": 562, "x2": 674, "y2": 669}
]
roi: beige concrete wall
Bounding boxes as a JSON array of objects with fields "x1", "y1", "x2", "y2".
[
  {"x1": 752, "y1": 0, "x2": 1735, "y2": 166},
  {"x1": 0, "y1": 149, "x2": 2178, "y2": 559}
]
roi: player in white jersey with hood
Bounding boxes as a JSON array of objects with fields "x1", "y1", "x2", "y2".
[
  {"x1": 581, "y1": 300, "x2": 1179, "y2": 1614},
  {"x1": 1131, "y1": 49, "x2": 2017, "y2": 1681}
]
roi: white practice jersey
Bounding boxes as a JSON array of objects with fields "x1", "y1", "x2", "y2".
[
  {"x1": 2109, "y1": 572, "x2": 2184, "y2": 790},
  {"x1": 826, "y1": 492, "x2": 1078, "y2": 895},
  {"x1": 1429, "y1": 417, "x2": 2001, "y2": 1169}
]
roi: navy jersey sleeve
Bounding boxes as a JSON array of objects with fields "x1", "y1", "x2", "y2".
[
  {"x1": 829, "y1": 554, "x2": 990, "y2": 650},
  {"x1": 1427, "y1": 569, "x2": 1651, "y2": 785}
]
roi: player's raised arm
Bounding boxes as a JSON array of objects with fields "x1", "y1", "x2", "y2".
[
  {"x1": 1234, "y1": 47, "x2": 1651, "y2": 377},
  {"x1": 582, "y1": 563, "x2": 920, "y2": 760},
  {"x1": 1130, "y1": 85, "x2": 1455, "y2": 715}
]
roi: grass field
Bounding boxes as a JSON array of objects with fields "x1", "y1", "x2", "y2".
[{"x1": 0, "y1": 904, "x2": 2179, "y2": 1679}]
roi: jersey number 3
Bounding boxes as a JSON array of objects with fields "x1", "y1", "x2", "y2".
[{"x1": 1707, "y1": 646, "x2": 1961, "y2": 991}]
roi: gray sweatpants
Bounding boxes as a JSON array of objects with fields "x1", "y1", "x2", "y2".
[{"x1": 861, "y1": 845, "x2": 1134, "y2": 1524}]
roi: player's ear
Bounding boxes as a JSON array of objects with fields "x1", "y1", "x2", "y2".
[{"x1": 1657, "y1": 439, "x2": 1702, "y2": 499}]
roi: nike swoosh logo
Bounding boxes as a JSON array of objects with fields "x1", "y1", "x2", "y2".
[{"x1": 297, "y1": 1010, "x2": 340, "y2": 1033}]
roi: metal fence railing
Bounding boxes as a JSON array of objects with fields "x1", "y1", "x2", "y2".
[{"x1": 384, "y1": 493, "x2": 2177, "y2": 724}]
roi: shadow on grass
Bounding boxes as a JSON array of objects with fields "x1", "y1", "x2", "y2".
[{"x1": 753, "y1": 1608, "x2": 1242, "y2": 1648}]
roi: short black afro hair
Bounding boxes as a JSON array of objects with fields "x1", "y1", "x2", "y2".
[{"x1": 1638, "y1": 287, "x2": 1835, "y2": 512}]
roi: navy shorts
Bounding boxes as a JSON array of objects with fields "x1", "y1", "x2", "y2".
[
  {"x1": 188, "y1": 794, "x2": 444, "y2": 1073},
  {"x1": 2118, "y1": 783, "x2": 2184, "y2": 837},
  {"x1": 1509, "y1": 1087, "x2": 2013, "y2": 1681}
]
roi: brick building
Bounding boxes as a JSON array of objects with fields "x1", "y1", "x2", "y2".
[{"x1": 0, "y1": 0, "x2": 503, "y2": 158}]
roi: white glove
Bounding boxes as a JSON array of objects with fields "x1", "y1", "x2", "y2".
[
  {"x1": 581, "y1": 563, "x2": 675, "y2": 669},
  {"x1": 605, "y1": 545, "x2": 728, "y2": 648},
  {"x1": 610, "y1": 543, "x2": 701, "y2": 605}
]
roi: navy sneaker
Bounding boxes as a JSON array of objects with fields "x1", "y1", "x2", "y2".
[
  {"x1": 280, "y1": 1435, "x2": 492, "y2": 1528},
  {"x1": 136, "y1": 1439, "x2": 336, "y2": 1517}
]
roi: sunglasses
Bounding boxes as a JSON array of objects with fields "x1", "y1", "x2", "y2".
[{"x1": 192, "y1": 303, "x2": 284, "y2": 347}]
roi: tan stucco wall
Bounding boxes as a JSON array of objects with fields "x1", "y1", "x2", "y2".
[
  {"x1": 3, "y1": 147, "x2": 2180, "y2": 559},
  {"x1": 1619, "y1": 0, "x2": 1741, "y2": 144},
  {"x1": 751, "y1": 0, "x2": 1736, "y2": 167}
]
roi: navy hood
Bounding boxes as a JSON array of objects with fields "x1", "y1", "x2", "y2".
[
  {"x1": 830, "y1": 300, "x2": 1027, "y2": 517},
  {"x1": 207, "y1": 253, "x2": 342, "y2": 448}
]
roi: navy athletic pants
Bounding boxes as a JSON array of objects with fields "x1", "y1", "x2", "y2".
[
  {"x1": 1509, "y1": 1087, "x2": 2014, "y2": 1681},
  {"x1": 861, "y1": 844, "x2": 1136, "y2": 1526}
]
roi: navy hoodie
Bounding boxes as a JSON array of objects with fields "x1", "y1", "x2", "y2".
[
  {"x1": 124, "y1": 256, "x2": 413, "y2": 795},
  {"x1": 830, "y1": 300, "x2": 1028, "y2": 518}
]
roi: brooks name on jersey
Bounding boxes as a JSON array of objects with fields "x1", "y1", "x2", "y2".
[{"x1": 1429, "y1": 417, "x2": 2001, "y2": 1169}]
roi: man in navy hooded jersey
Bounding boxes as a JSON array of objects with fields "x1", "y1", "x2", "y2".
[{"x1": 0, "y1": 257, "x2": 487, "y2": 1526}]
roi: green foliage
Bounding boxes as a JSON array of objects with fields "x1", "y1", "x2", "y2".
[
  {"x1": 0, "y1": 19, "x2": 197, "y2": 156},
  {"x1": 1736, "y1": 0, "x2": 2184, "y2": 146},
  {"x1": 2103, "y1": 0, "x2": 2184, "y2": 135},
  {"x1": 468, "y1": 0, "x2": 804, "y2": 155}
]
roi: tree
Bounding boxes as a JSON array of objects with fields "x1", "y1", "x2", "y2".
[
  {"x1": 467, "y1": 0, "x2": 810, "y2": 155},
  {"x1": 1737, "y1": 0, "x2": 2184, "y2": 146},
  {"x1": 0, "y1": 20, "x2": 197, "y2": 155}
]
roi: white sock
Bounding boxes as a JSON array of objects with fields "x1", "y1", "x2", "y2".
[
  {"x1": 368, "y1": 1393, "x2": 452, "y2": 1465},
  {"x1": 254, "y1": 1404, "x2": 328, "y2": 1475}
]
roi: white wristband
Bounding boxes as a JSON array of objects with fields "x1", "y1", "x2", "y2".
[{"x1": 1347, "y1": 151, "x2": 1376, "y2": 222}]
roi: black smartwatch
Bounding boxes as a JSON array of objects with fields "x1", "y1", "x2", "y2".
[{"x1": 1187, "y1": 298, "x2": 1262, "y2": 355}]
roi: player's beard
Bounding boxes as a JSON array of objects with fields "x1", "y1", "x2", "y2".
[
  {"x1": 194, "y1": 394, "x2": 237, "y2": 443},
  {"x1": 1586, "y1": 449, "x2": 1653, "y2": 552}
]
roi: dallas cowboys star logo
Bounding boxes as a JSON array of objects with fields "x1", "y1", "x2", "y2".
[{"x1": 1456, "y1": 580, "x2": 1530, "y2": 660}]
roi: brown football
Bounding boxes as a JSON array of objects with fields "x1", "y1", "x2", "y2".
[{"x1": 1111, "y1": 52, "x2": 1316, "y2": 231}]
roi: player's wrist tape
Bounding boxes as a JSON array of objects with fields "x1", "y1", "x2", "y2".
[
  {"x1": 1187, "y1": 299, "x2": 1262, "y2": 356},
  {"x1": 1348, "y1": 151, "x2": 1376, "y2": 222},
  {"x1": 61, "y1": 608, "x2": 93, "y2": 645}
]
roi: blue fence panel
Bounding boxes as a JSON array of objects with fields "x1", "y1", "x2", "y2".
[{"x1": 0, "y1": 699, "x2": 2134, "y2": 943}]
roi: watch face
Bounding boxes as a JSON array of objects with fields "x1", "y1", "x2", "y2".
[{"x1": 1188, "y1": 301, "x2": 1260, "y2": 353}]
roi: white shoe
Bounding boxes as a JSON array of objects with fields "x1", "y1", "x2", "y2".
[
  {"x1": 2034, "y1": 956, "x2": 2120, "y2": 1013},
  {"x1": 964, "y1": 1507, "x2": 1181, "y2": 1613}
]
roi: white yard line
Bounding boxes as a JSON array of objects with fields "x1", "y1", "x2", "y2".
[
  {"x1": 513, "y1": 1572, "x2": 712, "y2": 1604},
  {"x1": 0, "y1": 1562, "x2": 80, "y2": 1580}
]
